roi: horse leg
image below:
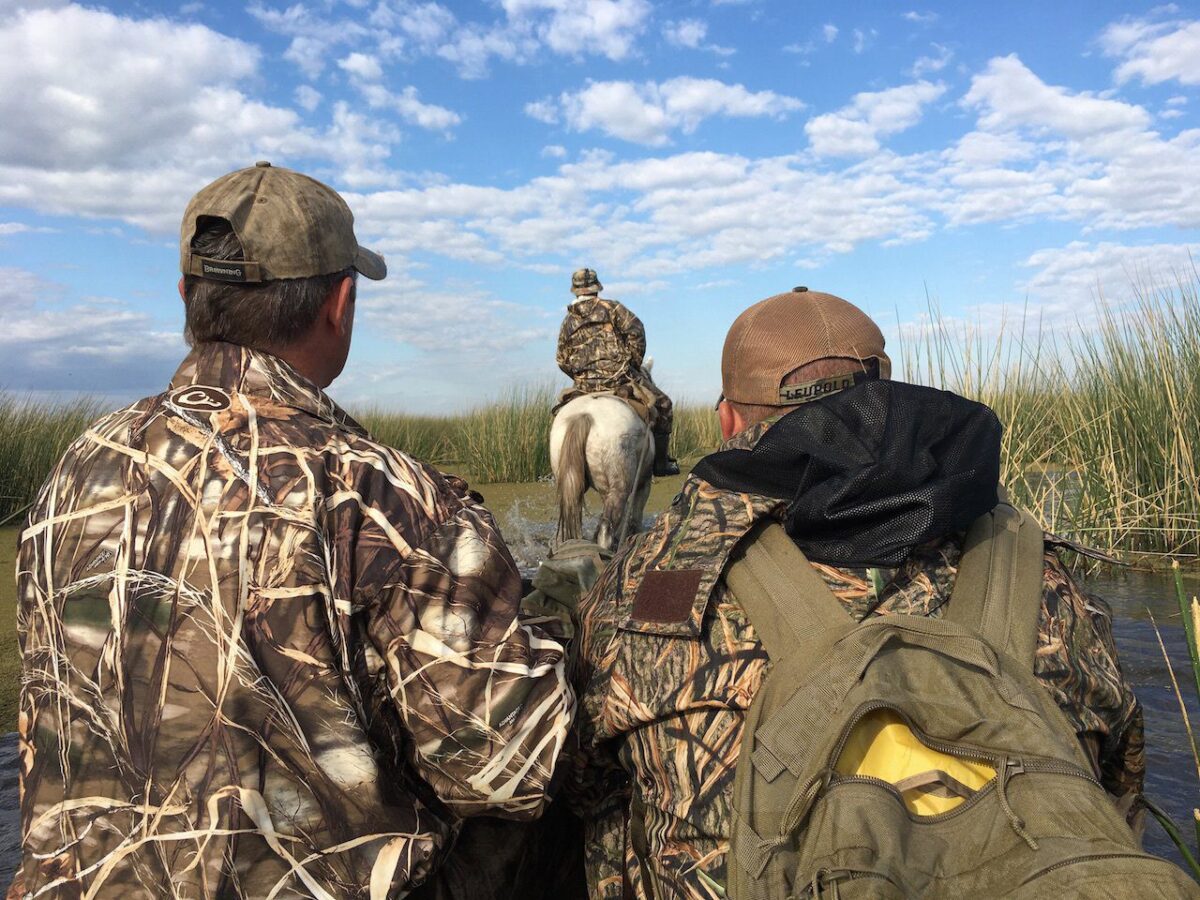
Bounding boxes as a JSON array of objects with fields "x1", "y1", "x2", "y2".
[{"x1": 595, "y1": 486, "x2": 627, "y2": 552}]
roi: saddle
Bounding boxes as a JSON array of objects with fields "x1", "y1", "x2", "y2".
[{"x1": 556, "y1": 386, "x2": 653, "y2": 428}]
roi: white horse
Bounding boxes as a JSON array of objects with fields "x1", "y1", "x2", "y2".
[{"x1": 550, "y1": 393, "x2": 654, "y2": 552}]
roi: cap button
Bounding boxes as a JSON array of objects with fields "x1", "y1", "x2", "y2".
[
  {"x1": 793, "y1": 285, "x2": 808, "y2": 293},
  {"x1": 255, "y1": 160, "x2": 272, "y2": 168}
]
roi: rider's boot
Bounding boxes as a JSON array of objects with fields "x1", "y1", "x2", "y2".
[{"x1": 652, "y1": 431, "x2": 680, "y2": 477}]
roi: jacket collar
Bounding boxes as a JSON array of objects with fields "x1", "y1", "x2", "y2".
[{"x1": 168, "y1": 341, "x2": 367, "y2": 436}]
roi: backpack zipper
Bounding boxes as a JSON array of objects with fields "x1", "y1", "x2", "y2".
[
  {"x1": 1019, "y1": 852, "x2": 1183, "y2": 886},
  {"x1": 799, "y1": 701, "x2": 1101, "y2": 847}
]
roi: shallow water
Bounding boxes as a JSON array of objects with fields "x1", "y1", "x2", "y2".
[{"x1": 0, "y1": 489, "x2": 1196, "y2": 886}]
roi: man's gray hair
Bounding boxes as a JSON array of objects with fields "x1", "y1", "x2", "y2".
[{"x1": 183, "y1": 217, "x2": 354, "y2": 350}]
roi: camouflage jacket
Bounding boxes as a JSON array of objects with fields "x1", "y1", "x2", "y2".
[
  {"x1": 569, "y1": 422, "x2": 1145, "y2": 900},
  {"x1": 13, "y1": 342, "x2": 574, "y2": 899},
  {"x1": 556, "y1": 297, "x2": 647, "y2": 391}
]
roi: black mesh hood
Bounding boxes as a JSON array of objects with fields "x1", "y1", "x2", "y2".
[{"x1": 694, "y1": 381, "x2": 1001, "y2": 566}]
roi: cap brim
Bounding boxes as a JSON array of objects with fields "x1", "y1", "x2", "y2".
[{"x1": 354, "y1": 246, "x2": 387, "y2": 280}]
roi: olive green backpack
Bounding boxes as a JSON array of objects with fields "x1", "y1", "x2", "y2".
[{"x1": 724, "y1": 503, "x2": 1198, "y2": 899}]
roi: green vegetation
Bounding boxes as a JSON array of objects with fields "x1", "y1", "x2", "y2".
[
  {"x1": 901, "y1": 277, "x2": 1200, "y2": 562},
  {"x1": 0, "y1": 395, "x2": 104, "y2": 526},
  {"x1": 3, "y1": 278, "x2": 1200, "y2": 562}
]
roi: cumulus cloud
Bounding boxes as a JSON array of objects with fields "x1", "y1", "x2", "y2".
[
  {"x1": 541, "y1": 144, "x2": 567, "y2": 158},
  {"x1": 806, "y1": 81, "x2": 946, "y2": 157},
  {"x1": 911, "y1": 43, "x2": 952, "y2": 77},
  {"x1": 0, "y1": 4, "x2": 403, "y2": 228},
  {"x1": 294, "y1": 84, "x2": 322, "y2": 111},
  {"x1": 338, "y1": 51, "x2": 384, "y2": 81},
  {"x1": 1101, "y1": 15, "x2": 1200, "y2": 86},
  {"x1": 963, "y1": 54, "x2": 1149, "y2": 139},
  {"x1": 1021, "y1": 240, "x2": 1200, "y2": 300},
  {"x1": 662, "y1": 17, "x2": 734, "y2": 55},
  {"x1": 822, "y1": 23, "x2": 838, "y2": 42},
  {"x1": 0, "y1": 268, "x2": 183, "y2": 392},
  {"x1": 541, "y1": 77, "x2": 804, "y2": 145}
]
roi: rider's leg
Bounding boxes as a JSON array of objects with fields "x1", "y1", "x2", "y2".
[{"x1": 651, "y1": 392, "x2": 679, "y2": 477}]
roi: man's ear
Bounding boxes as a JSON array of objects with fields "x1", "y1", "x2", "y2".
[
  {"x1": 325, "y1": 276, "x2": 355, "y2": 338},
  {"x1": 178, "y1": 277, "x2": 186, "y2": 303},
  {"x1": 718, "y1": 400, "x2": 744, "y2": 441}
]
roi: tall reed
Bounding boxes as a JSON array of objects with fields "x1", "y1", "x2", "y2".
[{"x1": 0, "y1": 395, "x2": 103, "y2": 525}]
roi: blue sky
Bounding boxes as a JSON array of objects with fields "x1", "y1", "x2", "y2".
[{"x1": 2, "y1": 0, "x2": 1198, "y2": 412}]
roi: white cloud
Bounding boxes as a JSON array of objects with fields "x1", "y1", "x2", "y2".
[
  {"x1": 357, "y1": 83, "x2": 462, "y2": 130},
  {"x1": 806, "y1": 81, "x2": 946, "y2": 157},
  {"x1": 663, "y1": 17, "x2": 734, "y2": 55},
  {"x1": 1101, "y1": 15, "x2": 1200, "y2": 86},
  {"x1": 0, "y1": 222, "x2": 55, "y2": 236},
  {"x1": 1021, "y1": 240, "x2": 1200, "y2": 300},
  {"x1": 903, "y1": 11, "x2": 938, "y2": 24},
  {"x1": 853, "y1": 27, "x2": 876, "y2": 53},
  {"x1": 525, "y1": 98, "x2": 561, "y2": 124},
  {"x1": 822, "y1": 23, "x2": 838, "y2": 42},
  {"x1": 0, "y1": 267, "x2": 182, "y2": 392},
  {"x1": 294, "y1": 84, "x2": 322, "y2": 111},
  {"x1": 962, "y1": 54, "x2": 1149, "y2": 139},
  {"x1": 548, "y1": 77, "x2": 804, "y2": 145},
  {"x1": 504, "y1": 0, "x2": 650, "y2": 60},
  {"x1": 338, "y1": 51, "x2": 384, "y2": 81},
  {"x1": 911, "y1": 43, "x2": 952, "y2": 77},
  {"x1": 0, "y1": 5, "x2": 400, "y2": 228},
  {"x1": 541, "y1": 144, "x2": 567, "y2": 158}
]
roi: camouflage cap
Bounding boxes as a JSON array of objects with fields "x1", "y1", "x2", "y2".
[
  {"x1": 571, "y1": 268, "x2": 602, "y2": 296},
  {"x1": 180, "y1": 161, "x2": 386, "y2": 283},
  {"x1": 720, "y1": 286, "x2": 891, "y2": 407}
]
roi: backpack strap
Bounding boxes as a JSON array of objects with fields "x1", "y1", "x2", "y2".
[
  {"x1": 946, "y1": 502, "x2": 1045, "y2": 667},
  {"x1": 725, "y1": 521, "x2": 854, "y2": 662}
]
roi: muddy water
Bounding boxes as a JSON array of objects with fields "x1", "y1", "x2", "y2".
[{"x1": 0, "y1": 481, "x2": 1196, "y2": 886}]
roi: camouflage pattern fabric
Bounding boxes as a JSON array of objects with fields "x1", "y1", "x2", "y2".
[
  {"x1": 555, "y1": 297, "x2": 672, "y2": 433},
  {"x1": 569, "y1": 420, "x2": 1145, "y2": 900},
  {"x1": 13, "y1": 341, "x2": 574, "y2": 899}
]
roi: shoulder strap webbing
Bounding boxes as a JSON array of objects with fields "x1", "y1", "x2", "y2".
[
  {"x1": 946, "y1": 503, "x2": 1045, "y2": 667},
  {"x1": 724, "y1": 521, "x2": 853, "y2": 662}
]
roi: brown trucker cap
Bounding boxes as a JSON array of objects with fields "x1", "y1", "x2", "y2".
[
  {"x1": 720, "y1": 286, "x2": 891, "y2": 407},
  {"x1": 180, "y1": 161, "x2": 386, "y2": 283}
]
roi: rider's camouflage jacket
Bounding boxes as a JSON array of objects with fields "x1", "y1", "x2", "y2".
[
  {"x1": 13, "y1": 341, "x2": 574, "y2": 899},
  {"x1": 557, "y1": 296, "x2": 647, "y2": 391},
  {"x1": 569, "y1": 421, "x2": 1145, "y2": 900}
]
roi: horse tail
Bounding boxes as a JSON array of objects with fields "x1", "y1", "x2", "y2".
[{"x1": 556, "y1": 414, "x2": 591, "y2": 545}]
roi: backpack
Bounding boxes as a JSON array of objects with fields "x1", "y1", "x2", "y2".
[{"x1": 724, "y1": 503, "x2": 1198, "y2": 899}]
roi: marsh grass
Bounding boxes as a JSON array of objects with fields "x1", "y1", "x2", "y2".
[
  {"x1": 4, "y1": 277, "x2": 1200, "y2": 562},
  {"x1": 0, "y1": 395, "x2": 103, "y2": 525}
]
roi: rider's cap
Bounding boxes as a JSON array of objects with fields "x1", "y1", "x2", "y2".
[
  {"x1": 720, "y1": 287, "x2": 890, "y2": 407},
  {"x1": 180, "y1": 161, "x2": 386, "y2": 283},
  {"x1": 571, "y1": 267, "x2": 602, "y2": 296}
]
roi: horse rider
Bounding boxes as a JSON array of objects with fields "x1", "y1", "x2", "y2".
[
  {"x1": 12, "y1": 162, "x2": 576, "y2": 899},
  {"x1": 555, "y1": 268, "x2": 679, "y2": 476}
]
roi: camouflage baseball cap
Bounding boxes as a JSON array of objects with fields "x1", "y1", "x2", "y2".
[
  {"x1": 571, "y1": 268, "x2": 602, "y2": 296},
  {"x1": 180, "y1": 161, "x2": 386, "y2": 283},
  {"x1": 720, "y1": 286, "x2": 891, "y2": 407}
]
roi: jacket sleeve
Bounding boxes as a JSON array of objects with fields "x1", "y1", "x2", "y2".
[
  {"x1": 556, "y1": 314, "x2": 575, "y2": 377},
  {"x1": 358, "y1": 465, "x2": 576, "y2": 820},
  {"x1": 1035, "y1": 549, "x2": 1145, "y2": 822},
  {"x1": 610, "y1": 301, "x2": 647, "y2": 367}
]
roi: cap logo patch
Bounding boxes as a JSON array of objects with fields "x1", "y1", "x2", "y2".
[
  {"x1": 200, "y1": 260, "x2": 246, "y2": 282},
  {"x1": 170, "y1": 386, "x2": 230, "y2": 412},
  {"x1": 778, "y1": 358, "x2": 880, "y2": 406}
]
